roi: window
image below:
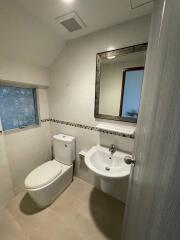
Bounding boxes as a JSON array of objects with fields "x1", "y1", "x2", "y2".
[
  {"x1": 0, "y1": 85, "x2": 39, "y2": 131},
  {"x1": 120, "y1": 67, "x2": 144, "y2": 122}
]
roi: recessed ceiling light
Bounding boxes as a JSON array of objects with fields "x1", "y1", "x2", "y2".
[
  {"x1": 62, "y1": 0, "x2": 74, "y2": 3},
  {"x1": 107, "y1": 55, "x2": 116, "y2": 60}
]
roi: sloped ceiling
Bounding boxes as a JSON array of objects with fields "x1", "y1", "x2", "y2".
[
  {"x1": 15, "y1": 0, "x2": 153, "y2": 40},
  {"x1": 0, "y1": 0, "x2": 66, "y2": 67},
  {"x1": 0, "y1": 0, "x2": 153, "y2": 67}
]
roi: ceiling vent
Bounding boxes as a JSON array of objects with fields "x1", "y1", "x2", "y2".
[
  {"x1": 55, "y1": 11, "x2": 86, "y2": 32},
  {"x1": 130, "y1": 0, "x2": 153, "y2": 9}
]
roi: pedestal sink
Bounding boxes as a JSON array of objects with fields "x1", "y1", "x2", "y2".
[{"x1": 85, "y1": 145, "x2": 131, "y2": 179}]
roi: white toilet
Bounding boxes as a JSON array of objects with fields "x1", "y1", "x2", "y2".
[{"x1": 24, "y1": 134, "x2": 75, "y2": 208}]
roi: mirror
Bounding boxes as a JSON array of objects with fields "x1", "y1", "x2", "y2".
[{"x1": 95, "y1": 43, "x2": 148, "y2": 123}]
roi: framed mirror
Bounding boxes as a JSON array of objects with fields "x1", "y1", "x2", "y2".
[{"x1": 94, "y1": 43, "x2": 148, "y2": 123}]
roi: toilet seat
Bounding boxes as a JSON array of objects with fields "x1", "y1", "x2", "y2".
[{"x1": 25, "y1": 160, "x2": 62, "y2": 190}]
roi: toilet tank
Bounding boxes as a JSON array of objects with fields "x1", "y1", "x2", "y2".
[{"x1": 53, "y1": 134, "x2": 75, "y2": 165}]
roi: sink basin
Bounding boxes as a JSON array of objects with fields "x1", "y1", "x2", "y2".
[{"x1": 85, "y1": 145, "x2": 131, "y2": 179}]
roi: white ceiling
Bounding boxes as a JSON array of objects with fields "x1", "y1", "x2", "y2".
[
  {"x1": 0, "y1": 0, "x2": 66, "y2": 67},
  {"x1": 0, "y1": 0, "x2": 153, "y2": 67},
  {"x1": 15, "y1": 0, "x2": 153, "y2": 40}
]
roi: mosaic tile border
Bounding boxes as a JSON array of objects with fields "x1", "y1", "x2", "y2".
[
  {"x1": 41, "y1": 119, "x2": 50, "y2": 123},
  {"x1": 41, "y1": 118, "x2": 135, "y2": 139}
]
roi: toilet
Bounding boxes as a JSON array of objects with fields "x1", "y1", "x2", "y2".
[{"x1": 24, "y1": 134, "x2": 75, "y2": 208}]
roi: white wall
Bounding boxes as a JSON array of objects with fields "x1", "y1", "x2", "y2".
[
  {"x1": 0, "y1": 0, "x2": 66, "y2": 67},
  {"x1": 49, "y1": 15, "x2": 151, "y2": 202},
  {"x1": 0, "y1": 55, "x2": 50, "y2": 87},
  {"x1": 49, "y1": 16, "x2": 150, "y2": 125},
  {"x1": 0, "y1": 57, "x2": 51, "y2": 194},
  {"x1": 0, "y1": 128, "x2": 14, "y2": 209}
]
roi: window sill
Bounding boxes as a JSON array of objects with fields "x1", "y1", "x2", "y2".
[{"x1": 2, "y1": 123, "x2": 41, "y2": 135}]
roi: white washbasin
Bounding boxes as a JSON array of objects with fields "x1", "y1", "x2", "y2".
[{"x1": 85, "y1": 145, "x2": 131, "y2": 179}]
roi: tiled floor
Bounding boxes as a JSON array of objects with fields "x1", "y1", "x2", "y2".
[{"x1": 0, "y1": 177, "x2": 125, "y2": 240}]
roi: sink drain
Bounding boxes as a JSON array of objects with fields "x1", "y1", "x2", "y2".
[{"x1": 105, "y1": 166, "x2": 110, "y2": 171}]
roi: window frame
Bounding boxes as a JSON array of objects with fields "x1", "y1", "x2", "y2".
[
  {"x1": 119, "y1": 66, "x2": 144, "y2": 123},
  {"x1": 0, "y1": 83, "x2": 40, "y2": 133}
]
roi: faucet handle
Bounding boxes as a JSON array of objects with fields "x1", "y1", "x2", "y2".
[
  {"x1": 109, "y1": 144, "x2": 116, "y2": 154},
  {"x1": 124, "y1": 155, "x2": 136, "y2": 165}
]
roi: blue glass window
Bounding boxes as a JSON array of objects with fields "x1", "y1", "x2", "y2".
[
  {"x1": 120, "y1": 68, "x2": 144, "y2": 122},
  {"x1": 0, "y1": 85, "x2": 39, "y2": 131}
]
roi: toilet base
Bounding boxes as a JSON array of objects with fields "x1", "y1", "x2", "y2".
[{"x1": 27, "y1": 164, "x2": 73, "y2": 208}]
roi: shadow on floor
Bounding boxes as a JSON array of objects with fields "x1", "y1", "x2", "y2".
[
  {"x1": 20, "y1": 193, "x2": 43, "y2": 215},
  {"x1": 89, "y1": 188, "x2": 124, "y2": 240}
]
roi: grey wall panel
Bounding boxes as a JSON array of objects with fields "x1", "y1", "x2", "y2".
[{"x1": 122, "y1": 0, "x2": 180, "y2": 239}]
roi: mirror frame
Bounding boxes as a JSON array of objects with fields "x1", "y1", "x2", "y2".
[{"x1": 94, "y1": 42, "x2": 148, "y2": 123}]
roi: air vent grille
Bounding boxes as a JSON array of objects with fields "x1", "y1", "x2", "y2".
[
  {"x1": 130, "y1": 0, "x2": 153, "y2": 9},
  {"x1": 56, "y1": 11, "x2": 86, "y2": 33},
  {"x1": 61, "y1": 18, "x2": 82, "y2": 32}
]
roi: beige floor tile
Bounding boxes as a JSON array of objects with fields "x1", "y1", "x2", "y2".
[
  {"x1": 0, "y1": 208, "x2": 28, "y2": 240},
  {"x1": 4, "y1": 177, "x2": 125, "y2": 240},
  {"x1": 75, "y1": 201, "x2": 123, "y2": 240},
  {"x1": 50, "y1": 191, "x2": 82, "y2": 222},
  {"x1": 65, "y1": 177, "x2": 94, "y2": 203},
  {"x1": 27, "y1": 209, "x2": 85, "y2": 240},
  {"x1": 7, "y1": 192, "x2": 58, "y2": 235}
]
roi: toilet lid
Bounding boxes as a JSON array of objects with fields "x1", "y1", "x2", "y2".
[{"x1": 25, "y1": 160, "x2": 62, "y2": 189}]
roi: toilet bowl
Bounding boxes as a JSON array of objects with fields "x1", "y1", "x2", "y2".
[
  {"x1": 25, "y1": 160, "x2": 73, "y2": 208},
  {"x1": 24, "y1": 134, "x2": 75, "y2": 208}
]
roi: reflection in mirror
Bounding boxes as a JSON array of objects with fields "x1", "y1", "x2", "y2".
[
  {"x1": 120, "y1": 67, "x2": 144, "y2": 121},
  {"x1": 95, "y1": 43, "x2": 147, "y2": 123}
]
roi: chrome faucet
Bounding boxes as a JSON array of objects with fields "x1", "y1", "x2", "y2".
[{"x1": 109, "y1": 144, "x2": 116, "y2": 154}]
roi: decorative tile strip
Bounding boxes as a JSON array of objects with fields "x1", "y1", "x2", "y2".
[
  {"x1": 41, "y1": 118, "x2": 134, "y2": 139},
  {"x1": 41, "y1": 119, "x2": 50, "y2": 123}
]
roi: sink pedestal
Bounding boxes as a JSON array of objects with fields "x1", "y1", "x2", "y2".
[{"x1": 100, "y1": 177, "x2": 115, "y2": 193}]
